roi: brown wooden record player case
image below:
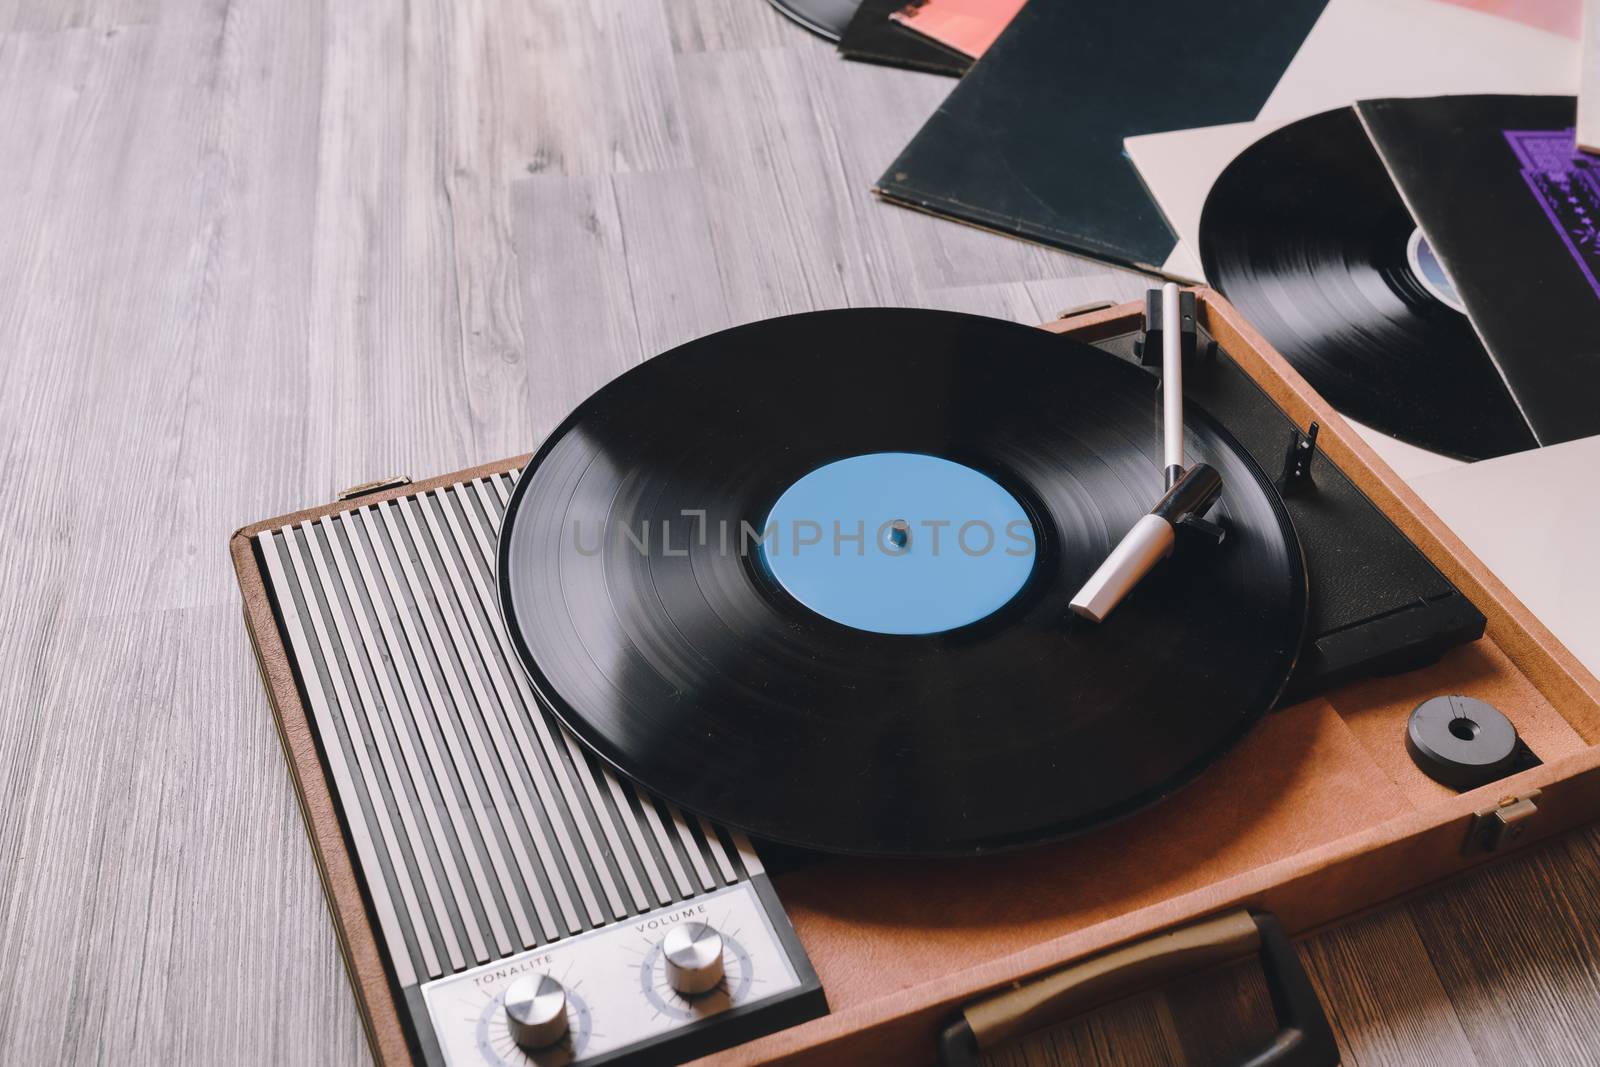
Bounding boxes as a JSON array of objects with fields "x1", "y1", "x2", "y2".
[{"x1": 230, "y1": 290, "x2": 1600, "y2": 1065}]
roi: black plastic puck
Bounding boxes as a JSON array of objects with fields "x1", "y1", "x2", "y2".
[{"x1": 1406, "y1": 695, "x2": 1523, "y2": 791}]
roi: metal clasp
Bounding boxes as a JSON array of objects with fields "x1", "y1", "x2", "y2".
[
  {"x1": 337, "y1": 475, "x2": 413, "y2": 502},
  {"x1": 1056, "y1": 300, "x2": 1116, "y2": 320},
  {"x1": 1464, "y1": 790, "x2": 1542, "y2": 855}
]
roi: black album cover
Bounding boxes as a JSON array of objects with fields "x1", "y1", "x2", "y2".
[
  {"x1": 875, "y1": 0, "x2": 1327, "y2": 272},
  {"x1": 1358, "y1": 95, "x2": 1600, "y2": 449}
]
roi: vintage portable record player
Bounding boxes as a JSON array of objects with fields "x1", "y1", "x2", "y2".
[{"x1": 232, "y1": 289, "x2": 1600, "y2": 1066}]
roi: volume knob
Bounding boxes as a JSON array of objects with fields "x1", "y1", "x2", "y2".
[
  {"x1": 504, "y1": 974, "x2": 569, "y2": 1050},
  {"x1": 662, "y1": 921, "x2": 725, "y2": 995}
]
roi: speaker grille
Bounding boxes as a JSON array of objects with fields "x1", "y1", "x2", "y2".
[{"x1": 256, "y1": 472, "x2": 758, "y2": 986}]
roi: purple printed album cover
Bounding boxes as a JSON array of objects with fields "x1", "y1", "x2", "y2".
[
  {"x1": 1357, "y1": 95, "x2": 1600, "y2": 450},
  {"x1": 1503, "y1": 128, "x2": 1600, "y2": 300}
]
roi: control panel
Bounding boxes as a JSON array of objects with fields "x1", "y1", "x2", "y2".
[{"x1": 420, "y1": 882, "x2": 816, "y2": 1065}]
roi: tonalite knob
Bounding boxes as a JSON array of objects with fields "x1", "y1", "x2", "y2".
[
  {"x1": 662, "y1": 921, "x2": 725, "y2": 995},
  {"x1": 504, "y1": 974, "x2": 569, "y2": 1050}
]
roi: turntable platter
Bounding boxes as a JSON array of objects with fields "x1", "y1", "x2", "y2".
[{"x1": 497, "y1": 309, "x2": 1306, "y2": 855}]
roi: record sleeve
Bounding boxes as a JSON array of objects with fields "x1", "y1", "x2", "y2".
[
  {"x1": 887, "y1": 0, "x2": 1024, "y2": 59},
  {"x1": 1198, "y1": 105, "x2": 1537, "y2": 460},
  {"x1": 1357, "y1": 94, "x2": 1600, "y2": 448},
  {"x1": 1201, "y1": 94, "x2": 1600, "y2": 461},
  {"x1": 1123, "y1": 0, "x2": 1580, "y2": 280},
  {"x1": 874, "y1": 0, "x2": 1327, "y2": 273}
]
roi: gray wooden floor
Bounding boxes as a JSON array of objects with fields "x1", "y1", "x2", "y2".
[{"x1": 2, "y1": 0, "x2": 1599, "y2": 1064}]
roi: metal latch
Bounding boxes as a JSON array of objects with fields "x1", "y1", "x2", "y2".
[
  {"x1": 1056, "y1": 300, "x2": 1117, "y2": 320},
  {"x1": 1464, "y1": 790, "x2": 1542, "y2": 855},
  {"x1": 337, "y1": 475, "x2": 413, "y2": 501}
]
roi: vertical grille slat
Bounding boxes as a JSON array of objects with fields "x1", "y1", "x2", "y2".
[
  {"x1": 437, "y1": 482, "x2": 639, "y2": 918},
  {"x1": 320, "y1": 516, "x2": 493, "y2": 964},
  {"x1": 666, "y1": 802, "x2": 718, "y2": 892},
  {"x1": 601, "y1": 767, "x2": 675, "y2": 905},
  {"x1": 481, "y1": 473, "x2": 690, "y2": 905},
  {"x1": 340, "y1": 509, "x2": 516, "y2": 955},
  {"x1": 278, "y1": 528, "x2": 446, "y2": 979},
  {"x1": 300, "y1": 520, "x2": 470, "y2": 973},
  {"x1": 374, "y1": 501, "x2": 549, "y2": 947},
  {"x1": 698, "y1": 816, "x2": 739, "y2": 885},
  {"x1": 358, "y1": 504, "x2": 535, "y2": 950},
  {"x1": 259, "y1": 533, "x2": 420, "y2": 988},
  {"x1": 256, "y1": 469, "x2": 754, "y2": 984},
  {"x1": 635, "y1": 786, "x2": 697, "y2": 898},
  {"x1": 733, "y1": 831, "x2": 764, "y2": 876},
  {"x1": 391, "y1": 494, "x2": 587, "y2": 936},
  {"x1": 411, "y1": 490, "x2": 615, "y2": 927}
]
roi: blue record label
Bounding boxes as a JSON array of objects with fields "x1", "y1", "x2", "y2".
[
  {"x1": 759, "y1": 452, "x2": 1035, "y2": 635},
  {"x1": 1405, "y1": 227, "x2": 1466, "y2": 313}
]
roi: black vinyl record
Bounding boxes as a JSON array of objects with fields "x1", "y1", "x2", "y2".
[
  {"x1": 1199, "y1": 106, "x2": 1537, "y2": 460},
  {"x1": 763, "y1": 0, "x2": 860, "y2": 40},
  {"x1": 498, "y1": 309, "x2": 1307, "y2": 855}
]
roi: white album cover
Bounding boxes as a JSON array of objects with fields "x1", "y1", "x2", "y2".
[
  {"x1": 1125, "y1": 0, "x2": 1579, "y2": 281},
  {"x1": 1410, "y1": 434, "x2": 1600, "y2": 675}
]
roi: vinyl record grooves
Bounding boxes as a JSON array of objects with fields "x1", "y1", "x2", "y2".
[
  {"x1": 498, "y1": 309, "x2": 1307, "y2": 855},
  {"x1": 1199, "y1": 106, "x2": 1537, "y2": 460},
  {"x1": 763, "y1": 0, "x2": 859, "y2": 40}
]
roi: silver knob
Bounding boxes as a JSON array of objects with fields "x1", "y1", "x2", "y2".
[
  {"x1": 504, "y1": 974, "x2": 569, "y2": 1050},
  {"x1": 662, "y1": 921, "x2": 725, "y2": 995}
]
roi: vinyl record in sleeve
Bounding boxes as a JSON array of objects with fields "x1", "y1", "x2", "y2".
[{"x1": 1199, "y1": 106, "x2": 1537, "y2": 460}]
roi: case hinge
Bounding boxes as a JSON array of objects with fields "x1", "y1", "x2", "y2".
[
  {"x1": 337, "y1": 475, "x2": 413, "y2": 501},
  {"x1": 1463, "y1": 790, "x2": 1542, "y2": 855}
]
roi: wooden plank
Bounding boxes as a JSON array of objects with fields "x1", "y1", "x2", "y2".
[
  {"x1": 1407, "y1": 830, "x2": 1600, "y2": 1064},
  {"x1": 1160, "y1": 958, "x2": 1278, "y2": 1066},
  {"x1": 674, "y1": 44, "x2": 868, "y2": 318},
  {"x1": 925, "y1": 282, "x2": 1042, "y2": 322},
  {"x1": 1299, "y1": 909, "x2": 1479, "y2": 1066},
  {"x1": 611, "y1": 168, "x2": 735, "y2": 355},
  {"x1": 511, "y1": 174, "x2": 645, "y2": 438},
  {"x1": 0, "y1": 0, "x2": 158, "y2": 33},
  {"x1": 0, "y1": 608, "x2": 368, "y2": 1064},
  {"x1": 665, "y1": 0, "x2": 794, "y2": 53},
  {"x1": 306, "y1": 0, "x2": 475, "y2": 488}
]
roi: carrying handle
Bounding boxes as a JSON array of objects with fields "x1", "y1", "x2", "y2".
[{"x1": 936, "y1": 909, "x2": 1338, "y2": 1067}]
